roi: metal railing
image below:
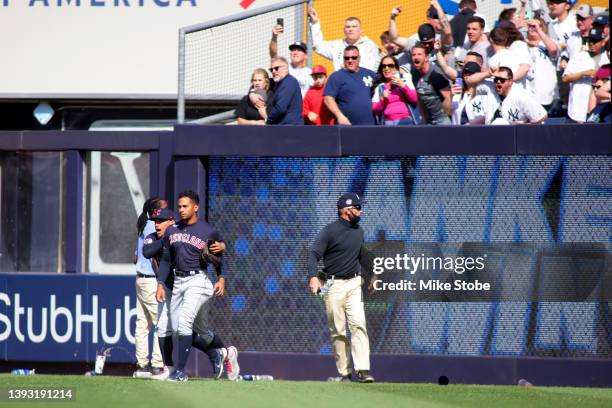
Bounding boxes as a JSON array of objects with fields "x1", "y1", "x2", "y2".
[{"x1": 177, "y1": 0, "x2": 309, "y2": 124}]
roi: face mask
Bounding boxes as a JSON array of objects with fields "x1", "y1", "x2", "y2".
[{"x1": 348, "y1": 212, "x2": 361, "y2": 225}]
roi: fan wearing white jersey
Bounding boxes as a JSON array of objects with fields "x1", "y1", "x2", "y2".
[{"x1": 492, "y1": 66, "x2": 547, "y2": 124}]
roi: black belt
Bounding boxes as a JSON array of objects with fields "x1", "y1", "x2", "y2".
[
  {"x1": 173, "y1": 269, "x2": 204, "y2": 278},
  {"x1": 320, "y1": 272, "x2": 359, "y2": 281},
  {"x1": 137, "y1": 273, "x2": 156, "y2": 278}
]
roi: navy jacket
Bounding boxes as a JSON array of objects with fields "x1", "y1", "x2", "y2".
[{"x1": 266, "y1": 74, "x2": 303, "y2": 125}]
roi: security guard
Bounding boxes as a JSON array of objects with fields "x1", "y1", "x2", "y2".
[{"x1": 308, "y1": 193, "x2": 375, "y2": 383}]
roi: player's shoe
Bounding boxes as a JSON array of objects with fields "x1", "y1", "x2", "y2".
[
  {"x1": 212, "y1": 347, "x2": 228, "y2": 380},
  {"x1": 150, "y1": 366, "x2": 170, "y2": 381},
  {"x1": 327, "y1": 374, "x2": 352, "y2": 382},
  {"x1": 132, "y1": 365, "x2": 152, "y2": 379},
  {"x1": 356, "y1": 370, "x2": 375, "y2": 383},
  {"x1": 224, "y1": 346, "x2": 240, "y2": 381},
  {"x1": 167, "y1": 369, "x2": 188, "y2": 382}
]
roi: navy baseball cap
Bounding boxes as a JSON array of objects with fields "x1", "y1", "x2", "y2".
[
  {"x1": 588, "y1": 26, "x2": 605, "y2": 41},
  {"x1": 289, "y1": 41, "x2": 308, "y2": 52},
  {"x1": 593, "y1": 14, "x2": 609, "y2": 26},
  {"x1": 337, "y1": 193, "x2": 364, "y2": 209},
  {"x1": 150, "y1": 207, "x2": 174, "y2": 221},
  {"x1": 463, "y1": 61, "x2": 482, "y2": 74},
  {"x1": 418, "y1": 24, "x2": 436, "y2": 42},
  {"x1": 426, "y1": 5, "x2": 439, "y2": 19}
]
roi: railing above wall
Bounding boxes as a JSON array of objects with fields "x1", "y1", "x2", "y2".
[
  {"x1": 0, "y1": 131, "x2": 167, "y2": 152},
  {"x1": 1, "y1": 125, "x2": 610, "y2": 156},
  {"x1": 173, "y1": 124, "x2": 612, "y2": 156}
]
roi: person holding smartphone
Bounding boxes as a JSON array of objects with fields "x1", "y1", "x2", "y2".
[
  {"x1": 450, "y1": 61, "x2": 500, "y2": 125},
  {"x1": 371, "y1": 56, "x2": 418, "y2": 125},
  {"x1": 269, "y1": 18, "x2": 313, "y2": 97}
]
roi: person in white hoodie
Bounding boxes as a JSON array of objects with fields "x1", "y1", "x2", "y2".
[{"x1": 308, "y1": 6, "x2": 380, "y2": 72}]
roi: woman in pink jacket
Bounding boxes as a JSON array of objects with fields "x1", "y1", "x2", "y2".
[{"x1": 371, "y1": 56, "x2": 418, "y2": 125}]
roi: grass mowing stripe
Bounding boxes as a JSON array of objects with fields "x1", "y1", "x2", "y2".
[{"x1": 0, "y1": 375, "x2": 610, "y2": 408}]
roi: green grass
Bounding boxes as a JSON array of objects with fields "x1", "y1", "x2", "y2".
[{"x1": 0, "y1": 375, "x2": 610, "y2": 408}]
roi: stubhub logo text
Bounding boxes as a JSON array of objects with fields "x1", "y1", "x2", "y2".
[
  {"x1": 0, "y1": 274, "x2": 136, "y2": 362},
  {"x1": 0, "y1": 293, "x2": 136, "y2": 345}
]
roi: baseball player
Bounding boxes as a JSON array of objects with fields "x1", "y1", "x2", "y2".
[
  {"x1": 144, "y1": 206, "x2": 239, "y2": 381},
  {"x1": 308, "y1": 193, "x2": 375, "y2": 383},
  {"x1": 143, "y1": 207, "x2": 238, "y2": 381},
  {"x1": 155, "y1": 190, "x2": 238, "y2": 382}
]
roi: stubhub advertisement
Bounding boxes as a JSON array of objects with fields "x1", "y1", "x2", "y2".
[{"x1": 0, "y1": 273, "x2": 135, "y2": 362}]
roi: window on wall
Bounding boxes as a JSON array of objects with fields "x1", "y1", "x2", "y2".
[
  {"x1": 0, "y1": 152, "x2": 66, "y2": 272},
  {"x1": 85, "y1": 151, "x2": 150, "y2": 273}
]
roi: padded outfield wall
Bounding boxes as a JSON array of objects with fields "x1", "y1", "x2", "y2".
[{"x1": 0, "y1": 125, "x2": 610, "y2": 384}]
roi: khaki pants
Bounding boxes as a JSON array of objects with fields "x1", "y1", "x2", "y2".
[
  {"x1": 323, "y1": 276, "x2": 370, "y2": 375},
  {"x1": 135, "y1": 277, "x2": 163, "y2": 369}
]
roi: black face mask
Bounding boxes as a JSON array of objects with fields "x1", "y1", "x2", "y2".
[{"x1": 348, "y1": 213, "x2": 361, "y2": 226}]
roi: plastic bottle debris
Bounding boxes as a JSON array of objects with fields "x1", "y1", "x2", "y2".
[
  {"x1": 94, "y1": 354, "x2": 106, "y2": 375},
  {"x1": 11, "y1": 369, "x2": 35, "y2": 375},
  {"x1": 238, "y1": 374, "x2": 274, "y2": 381}
]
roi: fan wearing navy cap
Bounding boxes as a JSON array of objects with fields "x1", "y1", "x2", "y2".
[
  {"x1": 308, "y1": 193, "x2": 375, "y2": 383},
  {"x1": 450, "y1": 60, "x2": 500, "y2": 125},
  {"x1": 592, "y1": 13, "x2": 609, "y2": 38},
  {"x1": 563, "y1": 25, "x2": 610, "y2": 122},
  {"x1": 387, "y1": 1, "x2": 453, "y2": 57},
  {"x1": 269, "y1": 22, "x2": 313, "y2": 97}
]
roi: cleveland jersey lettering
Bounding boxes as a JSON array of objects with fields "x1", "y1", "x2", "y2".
[
  {"x1": 163, "y1": 219, "x2": 222, "y2": 272},
  {"x1": 169, "y1": 232, "x2": 206, "y2": 250}
]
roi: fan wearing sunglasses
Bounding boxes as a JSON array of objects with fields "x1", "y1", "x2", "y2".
[
  {"x1": 586, "y1": 64, "x2": 611, "y2": 123},
  {"x1": 264, "y1": 57, "x2": 303, "y2": 125},
  {"x1": 323, "y1": 45, "x2": 376, "y2": 125},
  {"x1": 371, "y1": 56, "x2": 417, "y2": 125},
  {"x1": 492, "y1": 66, "x2": 547, "y2": 124}
]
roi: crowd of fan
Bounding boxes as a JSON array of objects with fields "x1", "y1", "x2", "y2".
[{"x1": 235, "y1": 0, "x2": 611, "y2": 125}]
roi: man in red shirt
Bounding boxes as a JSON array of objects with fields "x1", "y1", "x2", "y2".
[{"x1": 302, "y1": 65, "x2": 335, "y2": 125}]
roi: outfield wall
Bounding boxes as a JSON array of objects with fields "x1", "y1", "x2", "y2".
[{"x1": 0, "y1": 125, "x2": 610, "y2": 384}]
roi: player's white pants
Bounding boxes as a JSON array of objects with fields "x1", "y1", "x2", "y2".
[{"x1": 157, "y1": 273, "x2": 214, "y2": 337}]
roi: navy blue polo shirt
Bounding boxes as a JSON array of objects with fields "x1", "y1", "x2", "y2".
[{"x1": 324, "y1": 67, "x2": 376, "y2": 125}]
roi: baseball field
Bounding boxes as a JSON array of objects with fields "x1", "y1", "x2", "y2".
[{"x1": 0, "y1": 375, "x2": 611, "y2": 408}]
